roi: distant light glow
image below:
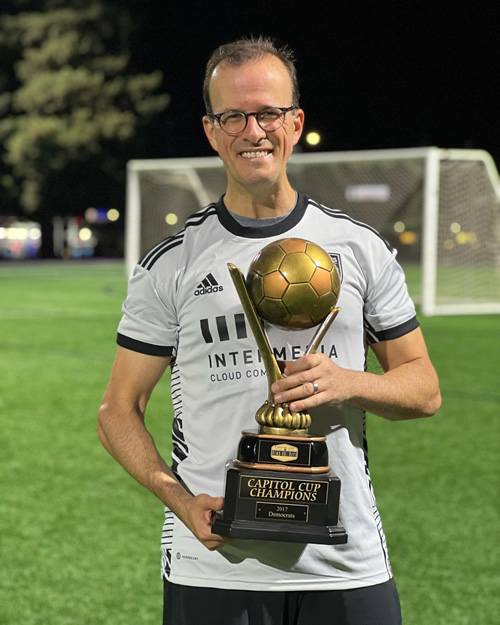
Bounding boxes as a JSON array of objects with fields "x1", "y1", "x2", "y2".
[
  {"x1": 85, "y1": 207, "x2": 98, "y2": 223},
  {"x1": 305, "y1": 131, "x2": 321, "y2": 146},
  {"x1": 455, "y1": 231, "x2": 478, "y2": 245},
  {"x1": 450, "y1": 222, "x2": 461, "y2": 233},
  {"x1": 399, "y1": 231, "x2": 417, "y2": 245},
  {"x1": 29, "y1": 228, "x2": 41, "y2": 240},
  {"x1": 0, "y1": 228, "x2": 5, "y2": 239},
  {"x1": 8, "y1": 227, "x2": 28, "y2": 240},
  {"x1": 345, "y1": 184, "x2": 391, "y2": 202},
  {"x1": 79, "y1": 227, "x2": 92, "y2": 241},
  {"x1": 394, "y1": 221, "x2": 405, "y2": 233},
  {"x1": 107, "y1": 208, "x2": 120, "y2": 222},
  {"x1": 165, "y1": 213, "x2": 178, "y2": 226}
]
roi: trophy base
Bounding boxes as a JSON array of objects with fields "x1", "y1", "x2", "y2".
[
  {"x1": 238, "y1": 430, "x2": 330, "y2": 471},
  {"x1": 212, "y1": 515, "x2": 347, "y2": 545},
  {"x1": 212, "y1": 462, "x2": 348, "y2": 546},
  {"x1": 233, "y1": 460, "x2": 331, "y2": 473}
]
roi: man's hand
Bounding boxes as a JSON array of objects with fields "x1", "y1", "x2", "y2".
[
  {"x1": 271, "y1": 329, "x2": 441, "y2": 421},
  {"x1": 178, "y1": 493, "x2": 229, "y2": 551},
  {"x1": 271, "y1": 353, "x2": 354, "y2": 413}
]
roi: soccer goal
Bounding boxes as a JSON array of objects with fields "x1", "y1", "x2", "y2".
[{"x1": 125, "y1": 147, "x2": 500, "y2": 316}]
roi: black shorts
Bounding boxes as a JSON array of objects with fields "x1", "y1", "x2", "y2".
[{"x1": 163, "y1": 577, "x2": 402, "y2": 625}]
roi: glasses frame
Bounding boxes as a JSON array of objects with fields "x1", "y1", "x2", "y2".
[{"x1": 207, "y1": 106, "x2": 299, "y2": 135}]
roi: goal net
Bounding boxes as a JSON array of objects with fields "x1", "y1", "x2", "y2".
[{"x1": 126, "y1": 147, "x2": 500, "y2": 316}]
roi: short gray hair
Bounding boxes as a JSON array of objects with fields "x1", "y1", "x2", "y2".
[{"x1": 203, "y1": 35, "x2": 300, "y2": 114}]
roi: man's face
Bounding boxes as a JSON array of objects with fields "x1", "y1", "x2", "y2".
[{"x1": 203, "y1": 55, "x2": 304, "y2": 195}]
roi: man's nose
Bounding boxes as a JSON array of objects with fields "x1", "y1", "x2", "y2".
[{"x1": 241, "y1": 114, "x2": 267, "y2": 142}]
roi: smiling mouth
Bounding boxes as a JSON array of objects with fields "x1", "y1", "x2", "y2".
[{"x1": 239, "y1": 150, "x2": 273, "y2": 159}]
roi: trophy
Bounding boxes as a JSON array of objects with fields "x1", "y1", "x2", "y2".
[{"x1": 212, "y1": 238, "x2": 348, "y2": 545}]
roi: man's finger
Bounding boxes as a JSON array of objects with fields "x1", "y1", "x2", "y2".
[{"x1": 283, "y1": 353, "x2": 321, "y2": 376}]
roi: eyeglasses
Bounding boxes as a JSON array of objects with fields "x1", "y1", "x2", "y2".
[{"x1": 208, "y1": 106, "x2": 298, "y2": 135}]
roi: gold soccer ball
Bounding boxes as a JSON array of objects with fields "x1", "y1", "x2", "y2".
[{"x1": 246, "y1": 238, "x2": 340, "y2": 329}]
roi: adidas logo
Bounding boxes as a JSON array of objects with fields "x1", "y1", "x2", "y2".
[{"x1": 194, "y1": 273, "x2": 224, "y2": 296}]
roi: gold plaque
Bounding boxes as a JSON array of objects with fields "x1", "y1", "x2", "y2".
[{"x1": 270, "y1": 444, "x2": 299, "y2": 463}]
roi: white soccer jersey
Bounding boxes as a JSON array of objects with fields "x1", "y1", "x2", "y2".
[{"x1": 117, "y1": 194, "x2": 419, "y2": 591}]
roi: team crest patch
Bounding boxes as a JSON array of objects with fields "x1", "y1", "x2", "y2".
[{"x1": 328, "y1": 253, "x2": 343, "y2": 282}]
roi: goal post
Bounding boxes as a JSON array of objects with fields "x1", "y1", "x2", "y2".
[{"x1": 125, "y1": 147, "x2": 500, "y2": 316}]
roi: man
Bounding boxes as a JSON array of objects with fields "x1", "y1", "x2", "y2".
[{"x1": 98, "y1": 36, "x2": 441, "y2": 624}]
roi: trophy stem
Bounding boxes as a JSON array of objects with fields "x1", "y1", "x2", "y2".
[{"x1": 228, "y1": 264, "x2": 282, "y2": 387}]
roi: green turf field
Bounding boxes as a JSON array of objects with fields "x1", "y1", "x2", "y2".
[{"x1": 0, "y1": 260, "x2": 498, "y2": 624}]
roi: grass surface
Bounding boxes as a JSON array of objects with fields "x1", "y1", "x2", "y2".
[{"x1": 0, "y1": 260, "x2": 499, "y2": 624}]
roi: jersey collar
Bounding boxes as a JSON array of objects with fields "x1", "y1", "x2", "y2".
[{"x1": 216, "y1": 193, "x2": 309, "y2": 239}]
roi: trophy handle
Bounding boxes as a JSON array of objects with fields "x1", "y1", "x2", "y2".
[
  {"x1": 227, "y1": 263, "x2": 282, "y2": 391},
  {"x1": 304, "y1": 307, "x2": 341, "y2": 356}
]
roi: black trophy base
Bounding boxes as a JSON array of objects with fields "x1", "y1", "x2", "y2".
[
  {"x1": 212, "y1": 516, "x2": 347, "y2": 545},
  {"x1": 212, "y1": 462, "x2": 348, "y2": 545},
  {"x1": 237, "y1": 429, "x2": 330, "y2": 472}
]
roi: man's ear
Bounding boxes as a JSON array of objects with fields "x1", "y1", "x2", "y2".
[
  {"x1": 203, "y1": 116, "x2": 219, "y2": 153},
  {"x1": 292, "y1": 108, "x2": 305, "y2": 146}
]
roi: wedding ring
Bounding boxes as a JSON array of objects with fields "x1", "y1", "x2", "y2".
[{"x1": 311, "y1": 381, "x2": 319, "y2": 394}]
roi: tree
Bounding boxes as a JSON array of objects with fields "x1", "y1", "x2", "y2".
[{"x1": 0, "y1": 0, "x2": 169, "y2": 257}]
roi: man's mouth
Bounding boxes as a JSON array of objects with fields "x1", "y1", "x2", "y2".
[{"x1": 239, "y1": 150, "x2": 273, "y2": 159}]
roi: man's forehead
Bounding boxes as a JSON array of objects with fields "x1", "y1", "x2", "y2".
[{"x1": 209, "y1": 55, "x2": 293, "y2": 101}]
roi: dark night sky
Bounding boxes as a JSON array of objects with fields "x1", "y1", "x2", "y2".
[{"x1": 134, "y1": 1, "x2": 500, "y2": 166}]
